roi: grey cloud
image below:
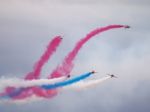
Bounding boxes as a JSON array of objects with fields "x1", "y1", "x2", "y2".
[
  {"x1": 116, "y1": 81, "x2": 150, "y2": 112},
  {"x1": 0, "y1": 0, "x2": 150, "y2": 112},
  {"x1": 13, "y1": 0, "x2": 150, "y2": 5}
]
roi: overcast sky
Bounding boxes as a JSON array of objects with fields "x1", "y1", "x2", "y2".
[{"x1": 0, "y1": 0, "x2": 150, "y2": 112}]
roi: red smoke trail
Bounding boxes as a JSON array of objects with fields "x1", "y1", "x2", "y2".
[
  {"x1": 25, "y1": 36, "x2": 62, "y2": 80},
  {"x1": 25, "y1": 36, "x2": 62, "y2": 98},
  {"x1": 31, "y1": 25, "x2": 127, "y2": 99},
  {"x1": 3, "y1": 36, "x2": 62, "y2": 99},
  {"x1": 49, "y1": 25, "x2": 127, "y2": 78}
]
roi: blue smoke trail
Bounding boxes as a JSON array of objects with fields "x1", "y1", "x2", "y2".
[
  {"x1": 0, "y1": 71, "x2": 94, "y2": 99},
  {"x1": 41, "y1": 71, "x2": 94, "y2": 90}
]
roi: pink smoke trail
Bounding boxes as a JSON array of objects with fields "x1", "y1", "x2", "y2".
[
  {"x1": 25, "y1": 36, "x2": 62, "y2": 80},
  {"x1": 3, "y1": 36, "x2": 62, "y2": 99},
  {"x1": 49, "y1": 25, "x2": 128, "y2": 78},
  {"x1": 25, "y1": 36, "x2": 62, "y2": 98}
]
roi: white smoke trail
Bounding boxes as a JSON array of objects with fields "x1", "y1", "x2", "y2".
[
  {"x1": 0, "y1": 76, "x2": 111, "y2": 104},
  {"x1": 63, "y1": 76, "x2": 111, "y2": 90},
  {"x1": 0, "y1": 76, "x2": 67, "y2": 91}
]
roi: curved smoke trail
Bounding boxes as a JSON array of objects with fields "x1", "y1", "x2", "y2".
[
  {"x1": 23, "y1": 36, "x2": 63, "y2": 98},
  {"x1": 63, "y1": 76, "x2": 111, "y2": 90},
  {"x1": 25, "y1": 36, "x2": 62, "y2": 80},
  {"x1": 41, "y1": 71, "x2": 94, "y2": 90},
  {"x1": 50, "y1": 25, "x2": 128, "y2": 78},
  {"x1": 0, "y1": 76, "x2": 67, "y2": 90},
  {"x1": 0, "y1": 71, "x2": 94, "y2": 98}
]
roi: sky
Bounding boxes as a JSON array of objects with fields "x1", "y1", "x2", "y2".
[{"x1": 0, "y1": 0, "x2": 150, "y2": 112}]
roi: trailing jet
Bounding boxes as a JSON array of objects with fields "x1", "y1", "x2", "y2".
[{"x1": 107, "y1": 74, "x2": 117, "y2": 78}]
